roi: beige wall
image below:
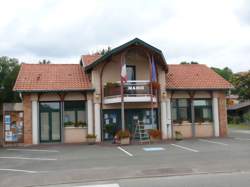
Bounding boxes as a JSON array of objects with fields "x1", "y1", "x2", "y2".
[
  {"x1": 39, "y1": 92, "x2": 86, "y2": 101},
  {"x1": 173, "y1": 123, "x2": 192, "y2": 138},
  {"x1": 64, "y1": 127, "x2": 87, "y2": 143},
  {"x1": 195, "y1": 123, "x2": 213, "y2": 137}
]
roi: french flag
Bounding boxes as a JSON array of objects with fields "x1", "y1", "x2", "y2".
[{"x1": 121, "y1": 63, "x2": 127, "y2": 83}]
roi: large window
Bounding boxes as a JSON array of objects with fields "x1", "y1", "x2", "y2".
[
  {"x1": 64, "y1": 101, "x2": 87, "y2": 128},
  {"x1": 171, "y1": 99, "x2": 191, "y2": 123},
  {"x1": 126, "y1": 65, "x2": 136, "y2": 81},
  {"x1": 194, "y1": 99, "x2": 213, "y2": 122}
]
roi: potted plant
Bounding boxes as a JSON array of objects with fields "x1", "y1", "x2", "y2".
[
  {"x1": 148, "y1": 129, "x2": 161, "y2": 142},
  {"x1": 116, "y1": 130, "x2": 130, "y2": 145},
  {"x1": 175, "y1": 131, "x2": 183, "y2": 141},
  {"x1": 151, "y1": 81, "x2": 160, "y2": 90},
  {"x1": 86, "y1": 134, "x2": 97, "y2": 145}
]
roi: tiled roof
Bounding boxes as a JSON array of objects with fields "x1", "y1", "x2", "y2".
[
  {"x1": 13, "y1": 64, "x2": 92, "y2": 92},
  {"x1": 227, "y1": 100, "x2": 250, "y2": 111},
  {"x1": 81, "y1": 54, "x2": 102, "y2": 66},
  {"x1": 166, "y1": 64, "x2": 233, "y2": 90}
]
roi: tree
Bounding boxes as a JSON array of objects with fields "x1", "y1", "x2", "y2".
[
  {"x1": 180, "y1": 61, "x2": 198, "y2": 64},
  {"x1": 211, "y1": 67, "x2": 234, "y2": 82},
  {"x1": 98, "y1": 47, "x2": 112, "y2": 55},
  {"x1": 232, "y1": 71, "x2": 250, "y2": 100},
  {"x1": 0, "y1": 56, "x2": 21, "y2": 103},
  {"x1": 39, "y1": 59, "x2": 51, "y2": 64},
  {"x1": 0, "y1": 56, "x2": 21, "y2": 121}
]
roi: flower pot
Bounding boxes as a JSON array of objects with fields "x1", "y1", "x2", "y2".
[
  {"x1": 175, "y1": 134, "x2": 183, "y2": 141},
  {"x1": 120, "y1": 137, "x2": 130, "y2": 145},
  {"x1": 150, "y1": 136, "x2": 160, "y2": 143},
  {"x1": 87, "y1": 138, "x2": 96, "y2": 145}
]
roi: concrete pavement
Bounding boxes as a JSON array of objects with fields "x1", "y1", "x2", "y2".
[{"x1": 0, "y1": 129, "x2": 249, "y2": 187}]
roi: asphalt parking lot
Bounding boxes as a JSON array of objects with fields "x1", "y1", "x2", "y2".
[{"x1": 0, "y1": 129, "x2": 250, "y2": 187}]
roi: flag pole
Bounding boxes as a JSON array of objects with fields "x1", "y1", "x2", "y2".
[
  {"x1": 120, "y1": 55, "x2": 125, "y2": 131},
  {"x1": 150, "y1": 56, "x2": 154, "y2": 128}
]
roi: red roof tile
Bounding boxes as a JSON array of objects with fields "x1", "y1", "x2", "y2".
[
  {"x1": 13, "y1": 64, "x2": 92, "y2": 92},
  {"x1": 166, "y1": 64, "x2": 233, "y2": 90},
  {"x1": 81, "y1": 54, "x2": 101, "y2": 66}
]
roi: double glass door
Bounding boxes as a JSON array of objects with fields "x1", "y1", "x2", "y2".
[{"x1": 39, "y1": 102, "x2": 61, "y2": 143}]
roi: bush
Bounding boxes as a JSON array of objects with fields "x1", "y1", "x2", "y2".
[
  {"x1": 86, "y1": 134, "x2": 97, "y2": 139},
  {"x1": 148, "y1": 129, "x2": 161, "y2": 139},
  {"x1": 116, "y1": 130, "x2": 130, "y2": 139},
  {"x1": 243, "y1": 112, "x2": 250, "y2": 124}
]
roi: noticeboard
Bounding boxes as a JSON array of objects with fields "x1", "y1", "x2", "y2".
[{"x1": 3, "y1": 111, "x2": 24, "y2": 143}]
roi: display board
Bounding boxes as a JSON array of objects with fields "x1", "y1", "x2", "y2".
[{"x1": 3, "y1": 111, "x2": 24, "y2": 143}]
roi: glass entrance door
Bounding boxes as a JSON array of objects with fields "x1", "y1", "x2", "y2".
[{"x1": 39, "y1": 102, "x2": 61, "y2": 143}]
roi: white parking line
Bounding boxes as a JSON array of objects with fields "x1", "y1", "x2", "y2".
[
  {"x1": 7, "y1": 149, "x2": 59, "y2": 153},
  {"x1": 75, "y1": 184, "x2": 119, "y2": 187},
  {"x1": 0, "y1": 156, "x2": 57, "y2": 161},
  {"x1": 0, "y1": 169, "x2": 38, "y2": 173},
  {"x1": 171, "y1": 144, "x2": 199, "y2": 152},
  {"x1": 199, "y1": 139, "x2": 228, "y2": 146},
  {"x1": 234, "y1": 137, "x2": 250, "y2": 141},
  {"x1": 117, "y1": 146, "x2": 133, "y2": 157}
]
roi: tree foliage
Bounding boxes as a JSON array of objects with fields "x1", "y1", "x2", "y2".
[
  {"x1": 98, "y1": 46, "x2": 112, "y2": 55},
  {"x1": 180, "y1": 61, "x2": 198, "y2": 64},
  {"x1": 0, "y1": 56, "x2": 21, "y2": 104},
  {"x1": 39, "y1": 59, "x2": 51, "y2": 64},
  {"x1": 232, "y1": 71, "x2": 250, "y2": 100},
  {"x1": 211, "y1": 67, "x2": 234, "y2": 82}
]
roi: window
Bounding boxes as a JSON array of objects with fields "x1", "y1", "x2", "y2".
[
  {"x1": 194, "y1": 99, "x2": 213, "y2": 122},
  {"x1": 126, "y1": 65, "x2": 136, "y2": 81},
  {"x1": 171, "y1": 99, "x2": 191, "y2": 123},
  {"x1": 64, "y1": 101, "x2": 87, "y2": 128}
]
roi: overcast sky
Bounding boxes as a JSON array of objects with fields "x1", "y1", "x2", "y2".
[{"x1": 0, "y1": 0, "x2": 249, "y2": 72}]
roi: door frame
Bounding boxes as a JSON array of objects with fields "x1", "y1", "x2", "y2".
[{"x1": 39, "y1": 101, "x2": 62, "y2": 143}]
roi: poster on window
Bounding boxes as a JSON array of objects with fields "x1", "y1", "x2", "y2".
[{"x1": 4, "y1": 112, "x2": 24, "y2": 143}]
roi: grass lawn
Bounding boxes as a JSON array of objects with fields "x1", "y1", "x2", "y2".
[{"x1": 228, "y1": 123, "x2": 250, "y2": 130}]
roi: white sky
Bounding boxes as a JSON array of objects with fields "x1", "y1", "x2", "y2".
[{"x1": 0, "y1": 0, "x2": 249, "y2": 72}]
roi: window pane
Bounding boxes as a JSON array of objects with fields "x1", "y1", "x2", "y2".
[
  {"x1": 51, "y1": 111, "x2": 60, "y2": 140},
  {"x1": 179, "y1": 107, "x2": 188, "y2": 120},
  {"x1": 77, "y1": 110, "x2": 86, "y2": 122},
  {"x1": 64, "y1": 111, "x2": 75, "y2": 125},
  {"x1": 178, "y1": 99, "x2": 188, "y2": 107},
  {"x1": 40, "y1": 102, "x2": 60, "y2": 110},
  {"x1": 126, "y1": 66, "x2": 135, "y2": 81},
  {"x1": 172, "y1": 108, "x2": 177, "y2": 121},
  {"x1": 194, "y1": 100, "x2": 211, "y2": 106}
]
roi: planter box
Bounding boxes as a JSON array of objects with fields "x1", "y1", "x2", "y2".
[
  {"x1": 150, "y1": 136, "x2": 161, "y2": 143},
  {"x1": 87, "y1": 138, "x2": 96, "y2": 145},
  {"x1": 64, "y1": 127, "x2": 87, "y2": 143},
  {"x1": 120, "y1": 137, "x2": 130, "y2": 145}
]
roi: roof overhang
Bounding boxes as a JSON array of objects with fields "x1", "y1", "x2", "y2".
[
  {"x1": 84, "y1": 38, "x2": 168, "y2": 73},
  {"x1": 14, "y1": 88, "x2": 95, "y2": 93}
]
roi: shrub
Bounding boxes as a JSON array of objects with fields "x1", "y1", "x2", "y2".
[
  {"x1": 148, "y1": 129, "x2": 161, "y2": 139},
  {"x1": 116, "y1": 130, "x2": 130, "y2": 139},
  {"x1": 86, "y1": 134, "x2": 97, "y2": 139},
  {"x1": 243, "y1": 112, "x2": 250, "y2": 124}
]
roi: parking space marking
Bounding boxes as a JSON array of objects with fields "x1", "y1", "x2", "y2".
[
  {"x1": 75, "y1": 184, "x2": 119, "y2": 187},
  {"x1": 199, "y1": 139, "x2": 228, "y2": 146},
  {"x1": 117, "y1": 146, "x2": 133, "y2": 157},
  {"x1": 0, "y1": 156, "x2": 57, "y2": 161},
  {"x1": 0, "y1": 169, "x2": 39, "y2": 173},
  {"x1": 234, "y1": 138, "x2": 250, "y2": 141},
  {"x1": 143, "y1": 147, "x2": 165, "y2": 152},
  {"x1": 7, "y1": 148, "x2": 59, "y2": 153},
  {"x1": 171, "y1": 144, "x2": 199, "y2": 152}
]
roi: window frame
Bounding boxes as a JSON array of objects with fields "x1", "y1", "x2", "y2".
[
  {"x1": 193, "y1": 99, "x2": 213, "y2": 123},
  {"x1": 64, "y1": 101, "x2": 86, "y2": 127},
  {"x1": 171, "y1": 98, "x2": 192, "y2": 124}
]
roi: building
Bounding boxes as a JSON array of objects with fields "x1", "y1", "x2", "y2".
[
  {"x1": 6, "y1": 38, "x2": 232, "y2": 145},
  {"x1": 227, "y1": 100, "x2": 250, "y2": 124}
]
